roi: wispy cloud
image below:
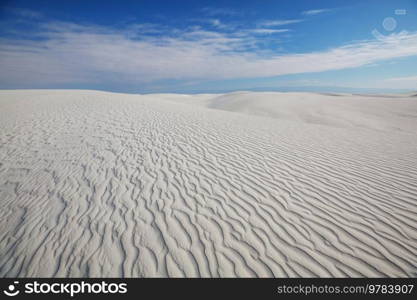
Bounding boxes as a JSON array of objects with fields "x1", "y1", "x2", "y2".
[
  {"x1": 209, "y1": 19, "x2": 223, "y2": 28},
  {"x1": 200, "y1": 7, "x2": 241, "y2": 17},
  {"x1": 259, "y1": 19, "x2": 303, "y2": 27},
  {"x1": 385, "y1": 75, "x2": 417, "y2": 82},
  {"x1": 382, "y1": 75, "x2": 417, "y2": 89},
  {"x1": 196, "y1": 18, "x2": 233, "y2": 30},
  {"x1": 6, "y1": 7, "x2": 43, "y2": 19},
  {"x1": 249, "y1": 29, "x2": 290, "y2": 35},
  {"x1": 1, "y1": 19, "x2": 417, "y2": 88},
  {"x1": 302, "y1": 9, "x2": 332, "y2": 16}
]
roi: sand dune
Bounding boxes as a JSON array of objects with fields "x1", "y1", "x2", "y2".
[{"x1": 0, "y1": 90, "x2": 417, "y2": 277}]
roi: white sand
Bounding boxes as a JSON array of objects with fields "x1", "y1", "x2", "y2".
[{"x1": 0, "y1": 89, "x2": 416, "y2": 277}]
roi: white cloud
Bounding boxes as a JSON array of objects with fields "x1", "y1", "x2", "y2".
[
  {"x1": 200, "y1": 7, "x2": 240, "y2": 16},
  {"x1": 249, "y1": 29, "x2": 290, "y2": 35},
  {"x1": 385, "y1": 75, "x2": 417, "y2": 82},
  {"x1": 204, "y1": 19, "x2": 232, "y2": 30},
  {"x1": 302, "y1": 9, "x2": 331, "y2": 16},
  {"x1": 6, "y1": 7, "x2": 43, "y2": 19},
  {"x1": 259, "y1": 19, "x2": 303, "y2": 27},
  {"x1": 210, "y1": 19, "x2": 222, "y2": 27},
  {"x1": 382, "y1": 76, "x2": 417, "y2": 89},
  {"x1": 190, "y1": 18, "x2": 238, "y2": 31},
  {"x1": 1, "y1": 21, "x2": 417, "y2": 88}
]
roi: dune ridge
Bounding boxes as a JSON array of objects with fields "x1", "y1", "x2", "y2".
[{"x1": 0, "y1": 90, "x2": 417, "y2": 277}]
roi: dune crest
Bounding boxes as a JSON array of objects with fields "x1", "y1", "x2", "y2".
[{"x1": 1, "y1": 90, "x2": 417, "y2": 277}]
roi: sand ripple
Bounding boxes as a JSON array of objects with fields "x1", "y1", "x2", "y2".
[{"x1": 0, "y1": 90, "x2": 416, "y2": 277}]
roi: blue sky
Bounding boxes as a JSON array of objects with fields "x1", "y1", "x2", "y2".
[{"x1": 0, "y1": 0, "x2": 416, "y2": 93}]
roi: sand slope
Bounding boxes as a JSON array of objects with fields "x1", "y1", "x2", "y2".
[{"x1": 0, "y1": 90, "x2": 417, "y2": 277}]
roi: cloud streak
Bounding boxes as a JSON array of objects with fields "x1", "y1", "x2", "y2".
[
  {"x1": 382, "y1": 75, "x2": 417, "y2": 89},
  {"x1": 1, "y1": 20, "x2": 417, "y2": 89},
  {"x1": 259, "y1": 19, "x2": 303, "y2": 27},
  {"x1": 302, "y1": 9, "x2": 332, "y2": 16},
  {"x1": 385, "y1": 75, "x2": 417, "y2": 82},
  {"x1": 200, "y1": 7, "x2": 241, "y2": 17},
  {"x1": 249, "y1": 29, "x2": 290, "y2": 35}
]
